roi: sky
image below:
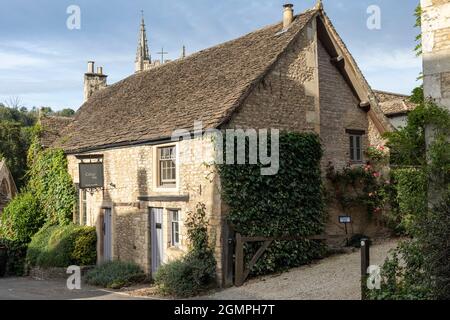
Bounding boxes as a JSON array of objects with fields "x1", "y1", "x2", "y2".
[{"x1": 0, "y1": 0, "x2": 421, "y2": 110}]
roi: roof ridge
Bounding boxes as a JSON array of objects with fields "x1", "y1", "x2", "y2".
[{"x1": 373, "y1": 89, "x2": 410, "y2": 98}]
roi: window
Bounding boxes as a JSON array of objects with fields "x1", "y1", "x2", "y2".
[
  {"x1": 349, "y1": 134, "x2": 363, "y2": 162},
  {"x1": 81, "y1": 189, "x2": 87, "y2": 226},
  {"x1": 170, "y1": 210, "x2": 181, "y2": 247},
  {"x1": 158, "y1": 146, "x2": 176, "y2": 187}
]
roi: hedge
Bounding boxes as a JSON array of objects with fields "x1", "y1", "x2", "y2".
[
  {"x1": 218, "y1": 132, "x2": 326, "y2": 275},
  {"x1": 26, "y1": 224, "x2": 97, "y2": 268},
  {"x1": 390, "y1": 168, "x2": 427, "y2": 234},
  {"x1": 0, "y1": 192, "x2": 45, "y2": 244}
]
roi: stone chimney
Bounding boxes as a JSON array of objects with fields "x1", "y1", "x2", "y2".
[
  {"x1": 283, "y1": 4, "x2": 294, "y2": 30},
  {"x1": 84, "y1": 61, "x2": 108, "y2": 102}
]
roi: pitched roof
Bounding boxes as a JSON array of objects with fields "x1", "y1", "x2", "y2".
[
  {"x1": 55, "y1": 9, "x2": 319, "y2": 153},
  {"x1": 373, "y1": 90, "x2": 416, "y2": 116},
  {"x1": 39, "y1": 115, "x2": 74, "y2": 148}
]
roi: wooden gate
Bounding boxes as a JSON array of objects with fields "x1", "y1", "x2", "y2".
[{"x1": 233, "y1": 233, "x2": 327, "y2": 286}]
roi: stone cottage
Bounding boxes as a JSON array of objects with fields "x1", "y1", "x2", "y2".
[
  {"x1": 0, "y1": 160, "x2": 17, "y2": 215},
  {"x1": 48, "y1": 3, "x2": 395, "y2": 286}
]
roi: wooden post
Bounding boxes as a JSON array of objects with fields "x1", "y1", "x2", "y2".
[
  {"x1": 235, "y1": 233, "x2": 244, "y2": 287},
  {"x1": 360, "y1": 238, "x2": 370, "y2": 300}
]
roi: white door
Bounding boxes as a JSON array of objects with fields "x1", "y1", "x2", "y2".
[
  {"x1": 150, "y1": 208, "x2": 164, "y2": 275},
  {"x1": 103, "y1": 208, "x2": 112, "y2": 262}
]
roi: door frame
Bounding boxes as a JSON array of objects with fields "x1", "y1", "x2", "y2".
[{"x1": 149, "y1": 207, "x2": 165, "y2": 276}]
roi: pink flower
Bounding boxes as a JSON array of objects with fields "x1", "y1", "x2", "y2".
[{"x1": 373, "y1": 172, "x2": 380, "y2": 178}]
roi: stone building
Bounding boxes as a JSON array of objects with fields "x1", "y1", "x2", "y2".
[
  {"x1": 0, "y1": 160, "x2": 17, "y2": 215},
  {"x1": 374, "y1": 90, "x2": 417, "y2": 130},
  {"x1": 50, "y1": 3, "x2": 395, "y2": 286}
]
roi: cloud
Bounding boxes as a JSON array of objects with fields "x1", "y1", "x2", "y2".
[
  {"x1": 0, "y1": 52, "x2": 49, "y2": 70},
  {"x1": 355, "y1": 47, "x2": 421, "y2": 73}
]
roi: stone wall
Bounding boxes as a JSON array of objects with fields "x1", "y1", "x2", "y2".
[
  {"x1": 421, "y1": 0, "x2": 450, "y2": 108},
  {"x1": 228, "y1": 19, "x2": 319, "y2": 133},
  {"x1": 317, "y1": 40, "x2": 368, "y2": 170}
]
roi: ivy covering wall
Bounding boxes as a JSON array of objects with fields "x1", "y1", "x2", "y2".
[{"x1": 218, "y1": 132, "x2": 326, "y2": 275}]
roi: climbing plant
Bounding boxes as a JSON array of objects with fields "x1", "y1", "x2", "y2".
[
  {"x1": 218, "y1": 132, "x2": 326, "y2": 275},
  {"x1": 27, "y1": 127, "x2": 76, "y2": 225}
]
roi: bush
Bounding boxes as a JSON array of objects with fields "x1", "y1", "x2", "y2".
[
  {"x1": 155, "y1": 253, "x2": 215, "y2": 297},
  {"x1": 218, "y1": 132, "x2": 326, "y2": 275},
  {"x1": 367, "y1": 240, "x2": 432, "y2": 300},
  {"x1": 421, "y1": 193, "x2": 450, "y2": 299},
  {"x1": 389, "y1": 168, "x2": 427, "y2": 234},
  {"x1": 0, "y1": 238, "x2": 28, "y2": 276},
  {"x1": 0, "y1": 192, "x2": 44, "y2": 244},
  {"x1": 155, "y1": 203, "x2": 216, "y2": 297},
  {"x1": 26, "y1": 224, "x2": 97, "y2": 268},
  {"x1": 85, "y1": 261, "x2": 146, "y2": 289}
]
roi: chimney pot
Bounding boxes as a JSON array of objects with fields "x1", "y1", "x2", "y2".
[
  {"x1": 283, "y1": 4, "x2": 294, "y2": 30},
  {"x1": 87, "y1": 61, "x2": 95, "y2": 74},
  {"x1": 97, "y1": 66, "x2": 103, "y2": 75}
]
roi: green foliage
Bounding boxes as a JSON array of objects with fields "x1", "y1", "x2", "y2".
[
  {"x1": 371, "y1": 101, "x2": 450, "y2": 300},
  {"x1": 0, "y1": 121, "x2": 33, "y2": 188},
  {"x1": 85, "y1": 261, "x2": 146, "y2": 289},
  {"x1": 155, "y1": 203, "x2": 216, "y2": 297},
  {"x1": 326, "y1": 162, "x2": 390, "y2": 217},
  {"x1": 0, "y1": 238, "x2": 28, "y2": 276},
  {"x1": 388, "y1": 168, "x2": 427, "y2": 234},
  {"x1": 385, "y1": 102, "x2": 450, "y2": 167},
  {"x1": 218, "y1": 132, "x2": 326, "y2": 275},
  {"x1": 410, "y1": 86, "x2": 424, "y2": 104},
  {"x1": 420, "y1": 193, "x2": 450, "y2": 299},
  {"x1": 26, "y1": 224, "x2": 97, "y2": 268},
  {"x1": 414, "y1": 4, "x2": 422, "y2": 56},
  {"x1": 367, "y1": 240, "x2": 432, "y2": 300},
  {"x1": 28, "y1": 145, "x2": 76, "y2": 226},
  {"x1": 0, "y1": 192, "x2": 44, "y2": 244}
]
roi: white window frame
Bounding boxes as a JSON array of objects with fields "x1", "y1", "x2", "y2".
[
  {"x1": 170, "y1": 210, "x2": 181, "y2": 247},
  {"x1": 153, "y1": 142, "x2": 180, "y2": 193}
]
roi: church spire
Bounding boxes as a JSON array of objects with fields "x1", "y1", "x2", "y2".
[{"x1": 135, "y1": 11, "x2": 152, "y2": 73}]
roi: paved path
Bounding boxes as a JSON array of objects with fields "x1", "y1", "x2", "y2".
[
  {"x1": 206, "y1": 239, "x2": 398, "y2": 300},
  {"x1": 0, "y1": 277, "x2": 151, "y2": 300}
]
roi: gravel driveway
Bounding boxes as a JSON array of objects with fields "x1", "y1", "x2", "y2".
[{"x1": 206, "y1": 239, "x2": 399, "y2": 300}]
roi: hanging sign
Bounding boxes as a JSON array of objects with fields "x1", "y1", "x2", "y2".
[{"x1": 79, "y1": 162, "x2": 104, "y2": 189}]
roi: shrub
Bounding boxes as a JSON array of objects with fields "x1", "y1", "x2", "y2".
[
  {"x1": 0, "y1": 238, "x2": 28, "y2": 276},
  {"x1": 155, "y1": 203, "x2": 216, "y2": 297},
  {"x1": 0, "y1": 192, "x2": 44, "y2": 244},
  {"x1": 26, "y1": 224, "x2": 97, "y2": 268},
  {"x1": 389, "y1": 168, "x2": 427, "y2": 235},
  {"x1": 85, "y1": 261, "x2": 146, "y2": 289},
  {"x1": 421, "y1": 193, "x2": 450, "y2": 299},
  {"x1": 367, "y1": 240, "x2": 432, "y2": 300},
  {"x1": 218, "y1": 132, "x2": 326, "y2": 275},
  {"x1": 155, "y1": 253, "x2": 216, "y2": 297}
]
